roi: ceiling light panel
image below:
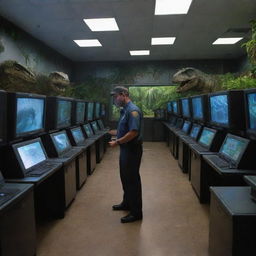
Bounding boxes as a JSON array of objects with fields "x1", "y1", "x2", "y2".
[
  {"x1": 83, "y1": 18, "x2": 119, "y2": 31},
  {"x1": 151, "y1": 37, "x2": 176, "y2": 45},
  {"x1": 129, "y1": 50, "x2": 150, "y2": 56},
  {"x1": 155, "y1": 0, "x2": 193, "y2": 15},
  {"x1": 74, "y1": 39, "x2": 102, "y2": 47},
  {"x1": 212, "y1": 37, "x2": 243, "y2": 45}
]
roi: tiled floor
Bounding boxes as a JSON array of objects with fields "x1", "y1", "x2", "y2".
[{"x1": 37, "y1": 142, "x2": 210, "y2": 256}]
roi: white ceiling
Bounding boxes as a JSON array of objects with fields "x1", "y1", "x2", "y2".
[{"x1": 0, "y1": 0, "x2": 255, "y2": 61}]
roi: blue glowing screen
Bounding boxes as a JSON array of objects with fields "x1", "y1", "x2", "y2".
[
  {"x1": 76, "y1": 102, "x2": 85, "y2": 123},
  {"x1": 53, "y1": 132, "x2": 71, "y2": 154},
  {"x1": 87, "y1": 103, "x2": 94, "y2": 121},
  {"x1": 16, "y1": 98, "x2": 44, "y2": 136},
  {"x1": 190, "y1": 126, "x2": 200, "y2": 139},
  {"x1": 182, "y1": 121, "x2": 190, "y2": 133},
  {"x1": 83, "y1": 124, "x2": 93, "y2": 137},
  {"x1": 72, "y1": 128, "x2": 85, "y2": 144},
  {"x1": 172, "y1": 101, "x2": 178, "y2": 114},
  {"x1": 17, "y1": 141, "x2": 46, "y2": 169},
  {"x1": 210, "y1": 95, "x2": 228, "y2": 125},
  {"x1": 247, "y1": 93, "x2": 256, "y2": 129},
  {"x1": 182, "y1": 99, "x2": 190, "y2": 117},
  {"x1": 57, "y1": 100, "x2": 72, "y2": 127},
  {"x1": 167, "y1": 102, "x2": 172, "y2": 113},
  {"x1": 199, "y1": 129, "x2": 215, "y2": 147},
  {"x1": 192, "y1": 97, "x2": 203, "y2": 120}
]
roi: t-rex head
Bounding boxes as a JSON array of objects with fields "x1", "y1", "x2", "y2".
[{"x1": 172, "y1": 67, "x2": 204, "y2": 93}]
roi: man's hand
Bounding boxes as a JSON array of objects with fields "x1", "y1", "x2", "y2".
[
  {"x1": 108, "y1": 129, "x2": 117, "y2": 136},
  {"x1": 109, "y1": 140, "x2": 118, "y2": 147}
]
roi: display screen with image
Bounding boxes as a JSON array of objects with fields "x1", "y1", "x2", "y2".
[
  {"x1": 192, "y1": 97, "x2": 203, "y2": 119},
  {"x1": 17, "y1": 141, "x2": 46, "y2": 169},
  {"x1": 72, "y1": 128, "x2": 85, "y2": 144},
  {"x1": 53, "y1": 133, "x2": 71, "y2": 154},
  {"x1": 57, "y1": 100, "x2": 72, "y2": 128},
  {"x1": 87, "y1": 103, "x2": 94, "y2": 120},
  {"x1": 172, "y1": 101, "x2": 178, "y2": 114},
  {"x1": 95, "y1": 103, "x2": 100, "y2": 119},
  {"x1": 220, "y1": 136, "x2": 248, "y2": 162},
  {"x1": 101, "y1": 104, "x2": 106, "y2": 117},
  {"x1": 247, "y1": 93, "x2": 256, "y2": 129},
  {"x1": 190, "y1": 125, "x2": 200, "y2": 139},
  {"x1": 83, "y1": 124, "x2": 93, "y2": 137},
  {"x1": 98, "y1": 120, "x2": 104, "y2": 129},
  {"x1": 167, "y1": 102, "x2": 172, "y2": 113},
  {"x1": 182, "y1": 99, "x2": 190, "y2": 117},
  {"x1": 199, "y1": 129, "x2": 215, "y2": 147},
  {"x1": 92, "y1": 121, "x2": 99, "y2": 132},
  {"x1": 16, "y1": 98, "x2": 44, "y2": 136},
  {"x1": 76, "y1": 102, "x2": 85, "y2": 123},
  {"x1": 210, "y1": 95, "x2": 228, "y2": 125},
  {"x1": 182, "y1": 121, "x2": 190, "y2": 133}
]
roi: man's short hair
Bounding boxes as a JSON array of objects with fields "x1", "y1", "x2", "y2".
[{"x1": 110, "y1": 86, "x2": 129, "y2": 96}]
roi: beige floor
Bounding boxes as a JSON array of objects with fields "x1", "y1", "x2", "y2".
[{"x1": 37, "y1": 142, "x2": 210, "y2": 256}]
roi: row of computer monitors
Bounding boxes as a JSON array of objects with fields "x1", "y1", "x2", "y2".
[
  {"x1": 0, "y1": 90, "x2": 106, "y2": 144},
  {"x1": 174, "y1": 118, "x2": 251, "y2": 169},
  {"x1": 164, "y1": 88, "x2": 256, "y2": 138}
]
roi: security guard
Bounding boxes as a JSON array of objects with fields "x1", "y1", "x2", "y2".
[{"x1": 109, "y1": 86, "x2": 143, "y2": 223}]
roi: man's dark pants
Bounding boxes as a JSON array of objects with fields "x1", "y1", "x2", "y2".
[{"x1": 119, "y1": 143, "x2": 143, "y2": 216}]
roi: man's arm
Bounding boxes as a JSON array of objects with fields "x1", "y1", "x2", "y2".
[{"x1": 109, "y1": 130, "x2": 138, "y2": 147}]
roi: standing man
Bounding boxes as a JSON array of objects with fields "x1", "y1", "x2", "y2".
[{"x1": 109, "y1": 86, "x2": 143, "y2": 223}]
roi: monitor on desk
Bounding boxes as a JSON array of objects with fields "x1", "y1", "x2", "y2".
[
  {"x1": 182, "y1": 121, "x2": 191, "y2": 133},
  {"x1": 71, "y1": 127, "x2": 85, "y2": 144},
  {"x1": 219, "y1": 134, "x2": 249, "y2": 165},
  {"x1": 91, "y1": 121, "x2": 99, "y2": 133},
  {"x1": 51, "y1": 131, "x2": 72, "y2": 155},
  {"x1": 83, "y1": 124, "x2": 94, "y2": 137},
  {"x1": 100, "y1": 103, "x2": 106, "y2": 117},
  {"x1": 8, "y1": 92, "x2": 45, "y2": 140},
  {"x1": 167, "y1": 102, "x2": 172, "y2": 113},
  {"x1": 172, "y1": 100, "x2": 180, "y2": 116},
  {"x1": 95, "y1": 102, "x2": 101, "y2": 119},
  {"x1": 181, "y1": 98, "x2": 191, "y2": 118},
  {"x1": 191, "y1": 95, "x2": 208, "y2": 122},
  {"x1": 189, "y1": 124, "x2": 201, "y2": 139},
  {"x1": 97, "y1": 119, "x2": 105, "y2": 130},
  {"x1": 86, "y1": 102, "x2": 94, "y2": 121},
  {"x1": 13, "y1": 138, "x2": 47, "y2": 174},
  {"x1": 198, "y1": 127, "x2": 216, "y2": 149},
  {"x1": 244, "y1": 89, "x2": 256, "y2": 139},
  {"x1": 73, "y1": 100, "x2": 86, "y2": 125}
]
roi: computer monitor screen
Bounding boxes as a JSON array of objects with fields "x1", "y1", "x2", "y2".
[
  {"x1": 92, "y1": 121, "x2": 99, "y2": 132},
  {"x1": 167, "y1": 102, "x2": 172, "y2": 113},
  {"x1": 57, "y1": 100, "x2": 72, "y2": 128},
  {"x1": 210, "y1": 95, "x2": 228, "y2": 125},
  {"x1": 16, "y1": 98, "x2": 44, "y2": 136},
  {"x1": 101, "y1": 104, "x2": 106, "y2": 117},
  {"x1": 17, "y1": 141, "x2": 46, "y2": 169},
  {"x1": 52, "y1": 132, "x2": 71, "y2": 154},
  {"x1": 192, "y1": 97, "x2": 203, "y2": 120},
  {"x1": 98, "y1": 120, "x2": 104, "y2": 130},
  {"x1": 198, "y1": 128, "x2": 215, "y2": 147},
  {"x1": 71, "y1": 128, "x2": 85, "y2": 144},
  {"x1": 95, "y1": 103, "x2": 100, "y2": 119},
  {"x1": 190, "y1": 125, "x2": 201, "y2": 139},
  {"x1": 172, "y1": 101, "x2": 178, "y2": 114},
  {"x1": 76, "y1": 102, "x2": 85, "y2": 124},
  {"x1": 181, "y1": 99, "x2": 190, "y2": 117},
  {"x1": 83, "y1": 124, "x2": 93, "y2": 137},
  {"x1": 247, "y1": 93, "x2": 256, "y2": 130},
  {"x1": 219, "y1": 135, "x2": 248, "y2": 162},
  {"x1": 87, "y1": 103, "x2": 94, "y2": 121},
  {"x1": 182, "y1": 121, "x2": 190, "y2": 133}
]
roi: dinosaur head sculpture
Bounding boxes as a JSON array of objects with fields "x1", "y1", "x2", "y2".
[{"x1": 172, "y1": 67, "x2": 205, "y2": 93}]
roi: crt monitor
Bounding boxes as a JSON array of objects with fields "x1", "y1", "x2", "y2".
[
  {"x1": 13, "y1": 138, "x2": 47, "y2": 174},
  {"x1": 87, "y1": 102, "x2": 94, "y2": 121},
  {"x1": 8, "y1": 92, "x2": 45, "y2": 140},
  {"x1": 208, "y1": 90, "x2": 245, "y2": 130},
  {"x1": 172, "y1": 100, "x2": 179, "y2": 115},
  {"x1": 182, "y1": 121, "x2": 191, "y2": 133},
  {"x1": 198, "y1": 127, "x2": 216, "y2": 149},
  {"x1": 189, "y1": 124, "x2": 201, "y2": 139},
  {"x1": 181, "y1": 98, "x2": 191, "y2": 118},
  {"x1": 74, "y1": 100, "x2": 86, "y2": 124},
  {"x1": 244, "y1": 89, "x2": 256, "y2": 138},
  {"x1": 191, "y1": 94, "x2": 208, "y2": 122},
  {"x1": 83, "y1": 124, "x2": 94, "y2": 137},
  {"x1": 71, "y1": 127, "x2": 85, "y2": 144},
  {"x1": 51, "y1": 131, "x2": 72, "y2": 155},
  {"x1": 95, "y1": 102, "x2": 101, "y2": 119},
  {"x1": 219, "y1": 133, "x2": 249, "y2": 165},
  {"x1": 167, "y1": 102, "x2": 172, "y2": 113}
]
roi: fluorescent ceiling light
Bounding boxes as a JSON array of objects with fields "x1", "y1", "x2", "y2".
[
  {"x1": 129, "y1": 50, "x2": 150, "y2": 56},
  {"x1": 74, "y1": 39, "x2": 102, "y2": 47},
  {"x1": 151, "y1": 37, "x2": 176, "y2": 45},
  {"x1": 155, "y1": 0, "x2": 193, "y2": 15},
  {"x1": 212, "y1": 37, "x2": 243, "y2": 45},
  {"x1": 83, "y1": 18, "x2": 119, "y2": 31}
]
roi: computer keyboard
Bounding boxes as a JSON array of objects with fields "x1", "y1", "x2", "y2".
[
  {"x1": 183, "y1": 137, "x2": 196, "y2": 144},
  {"x1": 207, "y1": 155, "x2": 230, "y2": 168},
  {"x1": 61, "y1": 149, "x2": 79, "y2": 158},
  {"x1": 26, "y1": 162, "x2": 58, "y2": 177},
  {"x1": 191, "y1": 144, "x2": 208, "y2": 152}
]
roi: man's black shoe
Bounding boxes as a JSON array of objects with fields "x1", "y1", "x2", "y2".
[
  {"x1": 120, "y1": 213, "x2": 143, "y2": 223},
  {"x1": 112, "y1": 203, "x2": 129, "y2": 211}
]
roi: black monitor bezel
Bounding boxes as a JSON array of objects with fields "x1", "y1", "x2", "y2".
[
  {"x1": 12, "y1": 137, "x2": 48, "y2": 174},
  {"x1": 50, "y1": 130, "x2": 72, "y2": 156},
  {"x1": 219, "y1": 133, "x2": 249, "y2": 165},
  {"x1": 198, "y1": 127, "x2": 217, "y2": 149}
]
